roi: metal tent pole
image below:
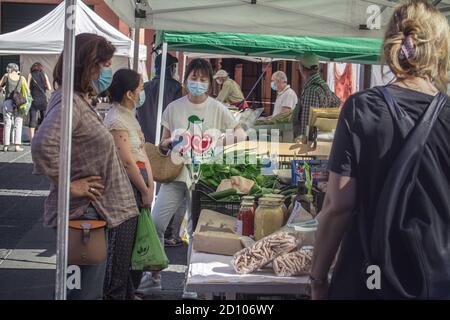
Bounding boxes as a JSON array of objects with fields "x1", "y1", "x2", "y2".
[
  {"x1": 154, "y1": 42, "x2": 167, "y2": 145},
  {"x1": 151, "y1": 42, "x2": 168, "y2": 210},
  {"x1": 55, "y1": 0, "x2": 77, "y2": 301},
  {"x1": 181, "y1": 52, "x2": 187, "y2": 83},
  {"x1": 132, "y1": 22, "x2": 141, "y2": 71}
]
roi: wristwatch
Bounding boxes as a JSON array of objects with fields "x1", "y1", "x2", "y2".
[{"x1": 309, "y1": 275, "x2": 328, "y2": 286}]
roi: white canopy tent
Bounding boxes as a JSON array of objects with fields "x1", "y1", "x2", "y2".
[
  {"x1": 0, "y1": 1, "x2": 148, "y2": 82},
  {"x1": 104, "y1": 0, "x2": 450, "y2": 38},
  {"x1": 105, "y1": 0, "x2": 394, "y2": 38}
]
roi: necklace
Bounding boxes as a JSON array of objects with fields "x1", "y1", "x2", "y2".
[{"x1": 394, "y1": 78, "x2": 438, "y2": 96}]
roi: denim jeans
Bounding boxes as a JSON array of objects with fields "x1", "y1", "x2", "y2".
[{"x1": 151, "y1": 181, "x2": 192, "y2": 262}]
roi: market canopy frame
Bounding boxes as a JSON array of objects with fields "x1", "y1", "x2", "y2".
[
  {"x1": 155, "y1": 30, "x2": 383, "y2": 65},
  {"x1": 105, "y1": 0, "x2": 450, "y2": 39}
]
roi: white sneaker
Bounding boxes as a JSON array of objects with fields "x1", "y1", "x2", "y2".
[
  {"x1": 14, "y1": 146, "x2": 24, "y2": 152},
  {"x1": 135, "y1": 272, "x2": 162, "y2": 296},
  {"x1": 182, "y1": 287, "x2": 198, "y2": 300},
  {"x1": 2, "y1": 146, "x2": 8, "y2": 152}
]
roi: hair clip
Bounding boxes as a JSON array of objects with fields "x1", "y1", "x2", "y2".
[{"x1": 399, "y1": 35, "x2": 416, "y2": 60}]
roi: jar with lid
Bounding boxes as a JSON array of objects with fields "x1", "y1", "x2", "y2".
[
  {"x1": 237, "y1": 197, "x2": 256, "y2": 236},
  {"x1": 241, "y1": 195, "x2": 256, "y2": 212},
  {"x1": 254, "y1": 197, "x2": 285, "y2": 240},
  {"x1": 265, "y1": 194, "x2": 288, "y2": 224}
]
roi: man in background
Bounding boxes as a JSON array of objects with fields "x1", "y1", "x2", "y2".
[
  {"x1": 137, "y1": 53, "x2": 182, "y2": 143},
  {"x1": 214, "y1": 69, "x2": 247, "y2": 109},
  {"x1": 294, "y1": 53, "x2": 341, "y2": 140},
  {"x1": 271, "y1": 70, "x2": 298, "y2": 117}
]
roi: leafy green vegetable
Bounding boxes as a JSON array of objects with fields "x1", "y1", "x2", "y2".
[
  {"x1": 280, "y1": 188, "x2": 297, "y2": 196},
  {"x1": 209, "y1": 188, "x2": 237, "y2": 200},
  {"x1": 255, "y1": 174, "x2": 277, "y2": 188},
  {"x1": 230, "y1": 168, "x2": 242, "y2": 176}
]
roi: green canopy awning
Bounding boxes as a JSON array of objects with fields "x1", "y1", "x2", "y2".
[{"x1": 156, "y1": 30, "x2": 383, "y2": 65}]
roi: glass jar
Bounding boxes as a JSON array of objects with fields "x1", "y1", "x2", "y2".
[
  {"x1": 237, "y1": 198, "x2": 256, "y2": 236},
  {"x1": 241, "y1": 195, "x2": 257, "y2": 212},
  {"x1": 265, "y1": 194, "x2": 288, "y2": 224},
  {"x1": 254, "y1": 197, "x2": 284, "y2": 241}
]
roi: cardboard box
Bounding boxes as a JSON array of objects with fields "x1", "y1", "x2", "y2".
[{"x1": 193, "y1": 209, "x2": 244, "y2": 256}]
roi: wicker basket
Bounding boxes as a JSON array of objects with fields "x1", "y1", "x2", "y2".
[{"x1": 144, "y1": 143, "x2": 183, "y2": 183}]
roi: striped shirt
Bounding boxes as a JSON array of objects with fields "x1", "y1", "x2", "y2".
[{"x1": 31, "y1": 89, "x2": 139, "y2": 228}]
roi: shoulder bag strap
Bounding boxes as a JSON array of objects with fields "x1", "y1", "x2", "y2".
[{"x1": 32, "y1": 75, "x2": 46, "y2": 95}]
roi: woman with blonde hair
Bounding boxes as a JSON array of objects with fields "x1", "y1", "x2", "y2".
[{"x1": 311, "y1": 0, "x2": 450, "y2": 299}]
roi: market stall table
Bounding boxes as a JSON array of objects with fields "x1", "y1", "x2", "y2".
[
  {"x1": 186, "y1": 250, "x2": 310, "y2": 300},
  {"x1": 224, "y1": 141, "x2": 332, "y2": 159},
  {"x1": 252, "y1": 123, "x2": 294, "y2": 143}
]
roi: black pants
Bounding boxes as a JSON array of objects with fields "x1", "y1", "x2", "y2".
[
  {"x1": 29, "y1": 108, "x2": 45, "y2": 128},
  {"x1": 103, "y1": 168, "x2": 148, "y2": 300}
]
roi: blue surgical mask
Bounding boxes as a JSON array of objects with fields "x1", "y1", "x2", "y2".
[
  {"x1": 187, "y1": 80, "x2": 209, "y2": 97},
  {"x1": 91, "y1": 66, "x2": 113, "y2": 94},
  {"x1": 135, "y1": 90, "x2": 146, "y2": 108},
  {"x1": 271, "y1": 81, "x2": 277, "y2": 91}
]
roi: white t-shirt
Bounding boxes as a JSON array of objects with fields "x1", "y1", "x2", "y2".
[
  {"x1": 162, "y1": 95, "x2": 239, "y2": 185},
  {"x1": 273, "y1": 85, "x2": 298, "y2": 116}
]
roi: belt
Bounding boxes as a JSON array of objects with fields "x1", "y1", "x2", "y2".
[{"x1": 136, "y1": 161, "x2": 146, "y2": 169}]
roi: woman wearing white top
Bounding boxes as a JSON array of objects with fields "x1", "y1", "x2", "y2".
[{"x1": 137, "y1": 59, "x2": 246, "y2": 298}]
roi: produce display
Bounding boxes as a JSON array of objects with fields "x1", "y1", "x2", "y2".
[
  {"x1": 231, "y1": 232, "x2": 298, "y2": 274},
  {"x1": 200, "y1": 162, "x2": 282, "y2": 201},
  {"x1": 272, "y1": 247, "x2": 313, "y2": 277}
]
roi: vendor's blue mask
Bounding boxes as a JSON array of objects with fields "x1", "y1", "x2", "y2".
[
  {"x1": 91, "y1": 66, "x2": 113, "y2": 94},
  {"x1": 187, "y1": 80, "x2": 209, "y2": 97},
  {"x1": 271, "y1": 81, "x2": 277, "y2": 91},
  {"x1": 135, "y1": 90, "x2": 146, "y2": 108}
]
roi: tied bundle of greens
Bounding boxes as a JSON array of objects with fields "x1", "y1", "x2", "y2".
[{"x1": 200, "y1": 164, "x2": 281, "y2": 201}]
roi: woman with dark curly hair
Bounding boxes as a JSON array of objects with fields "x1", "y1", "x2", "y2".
[{"x1": 31, "y1": 33, "x2": 140, "y2": 300}]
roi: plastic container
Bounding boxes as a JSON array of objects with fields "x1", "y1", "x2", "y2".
[{"x1": 254, "y1": 197, "x2": 284, "y2": 241}]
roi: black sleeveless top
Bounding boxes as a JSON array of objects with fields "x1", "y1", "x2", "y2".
[{"x1": 30, "y1": 71, "x2": 48, "y2": 110}]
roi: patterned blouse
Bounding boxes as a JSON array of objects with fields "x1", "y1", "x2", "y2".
[{"x1": 103, "y1": 102, "x2": 147, "y2": 163}]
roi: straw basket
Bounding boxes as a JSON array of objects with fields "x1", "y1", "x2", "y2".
[{"x1": 144, "y1": 143, "x2": 184, "y2": 183}]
